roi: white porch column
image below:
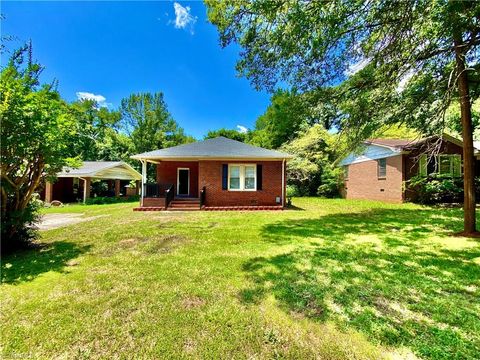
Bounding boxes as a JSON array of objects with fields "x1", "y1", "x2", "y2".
[{"x1": 141, "y1": 160, "x2": 147, "y2": 206}]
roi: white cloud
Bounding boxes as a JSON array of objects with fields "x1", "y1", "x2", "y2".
[
  {"x1": 76, "y1": 92, "x2": 109, "y2": 107},
  {"x1": 236, "y1": 125, "x2": 248, "y2": 134},
  {"x1": 172, "y1": 2, "x2": 197, "y2": 34},
  {"x1": 345, "y1": 58, "x2": 371, "y2": 76}
]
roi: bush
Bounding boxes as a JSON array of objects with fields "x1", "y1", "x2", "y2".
[
  {"x1": 407, "y1": 175, "x2": 464, "y2": 204},
  {"x1": 317, "y1": 166, "x2": 343, "y2": 198},
  {"x1": 286, "y1": 185, "x2": 301, "y2": 198},
  {"x1": 1, "y1": 199, "x2": 41, "y2": 254},
  {"x1": 84, "y1": 195, "x2": 140, "y2": 205}
]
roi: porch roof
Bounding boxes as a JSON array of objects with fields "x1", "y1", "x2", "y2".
[
  {"x1": 131, "y1": 136, "x2": 293, "y2": 161},
  {"x1": 57, "y1": 161, "x2": 142, "y2": 180}
]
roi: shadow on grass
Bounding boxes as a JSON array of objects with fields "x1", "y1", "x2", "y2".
[
  {"x1": 1, "y1": 241, "x2": 90, "y2": 284},
  {"x1": 240, "y1": 208, "x2": 480, "y2": 359}
]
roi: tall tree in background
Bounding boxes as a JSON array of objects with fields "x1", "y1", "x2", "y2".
[
  {"x1": 0, "y1": 44, "x2": 78, "y2": 252},
  {"x1": 204, "y1": 128, "x2": 247, "y2": 142},
  {"x1": 120, "y1": 92, "x2": 192, "y2": 154},
  {"x1": 69, "y1": 100, "x2": 124, "y2": 160},
  {"x1": 206, "y1": 0, "x2": 480, "y2": 235},
  {"x1": 119, "y1": 92, "x2": 193, "y2": 180}
]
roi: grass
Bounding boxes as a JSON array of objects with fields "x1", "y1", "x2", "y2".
[{"x1": 1, "y1": 198, "x2": 479, "y2": 359}]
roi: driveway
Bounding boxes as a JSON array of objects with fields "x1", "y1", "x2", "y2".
[{"x1": 37, "y1": 213, "x2": 106, "y2": 230}]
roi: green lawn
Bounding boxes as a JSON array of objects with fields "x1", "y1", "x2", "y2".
[{"x1": 1, "y1": 198, "x2": 479, "y2": 359}]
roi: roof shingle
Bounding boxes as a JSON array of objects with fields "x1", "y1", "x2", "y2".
[{"x1": 131, "y1": 137, "x2": 292, "y2": 160}]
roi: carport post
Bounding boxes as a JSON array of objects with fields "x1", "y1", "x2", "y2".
[
  {"x1": 141, "y1": 160, "x2": 146, "y2": 207},
  {"x1": 81, "y1": 177, "x2": 91, "y2": 203},
  {"x1": 114, "y1": 179, "x2": 121, "y2": 197},
  {"x1": 45, "y1": 181, "x2": 54, "y2": 203}
]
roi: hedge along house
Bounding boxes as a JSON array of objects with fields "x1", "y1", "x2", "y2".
[
  {"x1": 339, "y1": 133, "x2": 479, "y2": 203},
  {"x1": 41, "y1": 161, "x2": 142, "y2": 204},
  {"x1": 131, "y1": 137, "x2": 292, "y2": 210}
]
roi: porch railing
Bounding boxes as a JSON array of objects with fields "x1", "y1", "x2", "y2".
[
  {"x1": 165, "y1": 184, "x2": 175, "y2": 208},
  {"x1": 143, "y1": 183, "x2": 174, "y2": 198},
  {"x1": 199, "y1": 186, "x2": 206, "y2": 209}
]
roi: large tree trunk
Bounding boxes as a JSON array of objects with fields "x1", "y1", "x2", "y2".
[{"x1": 454, "y1": 35, "x2": 476, "y2": 235}]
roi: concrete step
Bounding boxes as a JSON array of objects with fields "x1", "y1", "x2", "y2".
[
  {"x1": 168, "y1": 207, "x2": 200, "y2": 211},
  {"x1": 170, "y1": 202, "x2": 200, "y2": 206}
]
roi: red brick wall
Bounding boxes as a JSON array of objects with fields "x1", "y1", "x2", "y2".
[
  {"x1": 198, "y1": 160, "x2": 286, "y2": 206},
  {"x1": 143, "y1": 197, "x2": 166, "y2": 208},
  {"x1": 156, "y1": 161, "x2": 199, "y2": 197},
  {"x1": 344, "y1": 155, "x2": 404, "y2": 203}
]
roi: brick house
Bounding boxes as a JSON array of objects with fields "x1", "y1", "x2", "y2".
[
  {"x1": 131, "y1": 137, "x2": 292, "y2": 210},
  {"x1": 339, "y1": 134, "x2": 477, "y2": 203}
]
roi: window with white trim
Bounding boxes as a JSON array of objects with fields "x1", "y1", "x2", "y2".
[
  {"x1": 377, "y1": 158, "x2": 387, "y2": 178},
  {"x1": 438, "y1": 154, "x2": 461, "y2": 177},
  {"x1": 228, "y1": 164, "x2": 256, "y2": 191}
]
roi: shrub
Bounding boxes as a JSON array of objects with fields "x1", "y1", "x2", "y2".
[
  {"x1": 317, "y1": 166, "x2": 343, "y2": 198},
  {"x1": 407, "y1": 174, "x2": 464, "y2": 204},
  {"x1": 1, "y1": 199, "x2": 41, "y2": 254},
  {"x1": 286, "y1": 184, "x2": 301, "y2": 198},
  {"x1": 84, "y1": 195, "x2": 140, "y2": 205}
]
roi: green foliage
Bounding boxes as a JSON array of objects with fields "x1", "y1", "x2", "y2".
[
  {"x1": 372, "y1": 124, "x2": 421, "y2": 140},
  {"x1": 84, "y1": 195, "x2": 139, "y2": 205},
  {"x1": 0, "y1": 44, "x2": 78, "y2": 252},
  {"x1": 407, "y1": 175, "x2": 464, "y2": 204},
  {"x1": 250, "y1": 89, "x2": 312, "y2": 149},
  {"x1": 204, "y1": 128, "x2": 247, "y2": 142},
  {"x1": 68, "y1": 100, "x2": 123, "y2": 160},
  {"x1": 120, "y1": 92, "x2": 191, "y2": 154},
  {"x1": 281, "y1": 125, "x2": 344, "y2": 196}
]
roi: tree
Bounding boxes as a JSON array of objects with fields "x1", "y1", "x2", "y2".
[
  {"x1": 0, "y1": 44, "x2": 78, "y2": 252},
  {"x1": 281, "y1": 124, "x2": 344, "y2": 196},
  {"x1": 250, "y1": 89, "x2": 308, "y2": 149},
  {"x1": 206, "y1": 0, "x2": 480, "y2": 235},
  {"x1": 204, "y1": 128, "x2": 247, "y2": 142},
  {"x1": 69, "y1": 100, "x2": 122, "y2": 160},
  {"x1": 120, "y1": 92, "x2": 191, "y2": 153},
  {"x1": 119, "y1": 92, "x2": 193, "y2": 180}
]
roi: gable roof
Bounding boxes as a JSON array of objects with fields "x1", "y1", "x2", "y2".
[
  {"x1": 365, "y1": 138, "x2": 422, "y2": 150},
  {"x1": 58, "y1": 161, "x2": 141, "y2": 180},
  {"x1": 340, "y1": 133, "x2": 478, "y2": 166},
  {"x1": 131, "y1": 137, "x2": 292, "y2": 160}
]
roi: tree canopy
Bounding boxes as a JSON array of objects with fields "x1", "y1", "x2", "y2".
[
  {"x1": 1, "y1": 45, "x2": 79, "y2": 250},
  {"x1": 206, "y1": 0, "x2": 480, "y2": 234},
  {"x1": 204, "y1": 128, "x2": 247, "y2": 142}
]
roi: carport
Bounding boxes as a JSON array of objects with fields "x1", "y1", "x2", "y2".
[{"x1": 43, "y1": 161, "x2": 142, "y2": 203}]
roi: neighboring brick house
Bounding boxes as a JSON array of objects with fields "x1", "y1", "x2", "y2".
[
  {"x1": 339, "y1": 134, "x2": 476, "y2": 203},
  {"x1": 131, "y1": 137, "x2": 292, "y2": 210}
]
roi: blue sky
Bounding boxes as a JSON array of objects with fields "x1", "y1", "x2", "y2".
[{"x1": 1, "y1": 1, "x2": 271, "y2": 138}]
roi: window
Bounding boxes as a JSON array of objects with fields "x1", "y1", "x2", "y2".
[
  {"x1": 418, "y1": 154, "x2": 428, "y2": 176},
  {"x1": 228, "y1": 164, "x2": 256, "y2": 191},
  {"x1": 229, "y1": 166, "x2": 240, "y2": 190},
  {"x1": 438, "y1": 155, "x2": 462, "y2": 177},
  {"x1": 344, "y1": 165, "x2": 349, "y2": 180},
  {"x1": 377, "y1": 158, "x2": 387, "y2": 178}
]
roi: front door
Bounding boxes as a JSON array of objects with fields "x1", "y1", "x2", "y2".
[{"x1": 177, "y1": 168, "x2": 189, "y2": 195}]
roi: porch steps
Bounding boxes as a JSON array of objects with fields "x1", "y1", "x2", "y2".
[{"x1": 169, "y1": 198, "x2": 201, "y2": 211}]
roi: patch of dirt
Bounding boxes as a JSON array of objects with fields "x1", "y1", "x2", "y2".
[
  {"x1": 145, "y1": 234, "x2": 188, "y2": 254},
  {"x1": 181, "y1": 295, "x2": 206, "y2": 309},
  {"x1": 37, "y1": 213, "x2": 108, "y2": 230}
]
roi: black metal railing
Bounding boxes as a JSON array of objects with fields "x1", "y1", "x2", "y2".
[
  {"x1": 165, "y1": 184, "x2": 175, "y2": 208},
  {"x1": 199, "y1": 186, "x2": 206, "y2": 208},
  {"x1": 143, "y1": 183, "x2": 174, "y2": 198}
]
